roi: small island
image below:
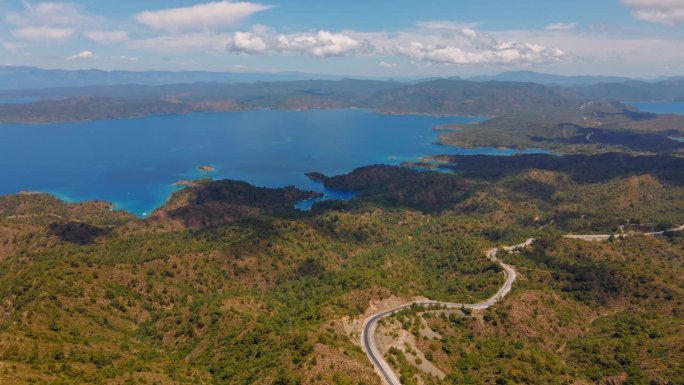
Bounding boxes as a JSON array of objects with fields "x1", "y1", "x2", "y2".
[{"x1": 198, "y1": 165, "x2": 216, "y2": 172}]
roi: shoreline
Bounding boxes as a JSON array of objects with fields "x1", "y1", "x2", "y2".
[
  {"x1": 5, "y1": 176, "x2": 349, "y2": 219},
  {"x1": 0, "y1": 106, "x2": 489, "y2": 126}
]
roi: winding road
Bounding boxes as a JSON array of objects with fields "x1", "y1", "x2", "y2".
[
  {"x1": 362, "y1": 224, "x2": 684, "y2": 385},
  {"x1": 361, "y1": 238, "x2": 534, "y2": 385},
  {"x1": 565, "y1": 224, "x2": 684, "y2": 241}
]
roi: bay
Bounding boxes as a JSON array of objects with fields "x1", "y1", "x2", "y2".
[
  {"x1": 629, "y1": 101, "x2": 684, "y2": 115},
  {"x1": 0, "y1": 109, "x2": 547, "y2": 216}
]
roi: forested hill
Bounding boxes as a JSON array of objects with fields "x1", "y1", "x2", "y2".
[
  {"x1": 1, "y1": 74, "x2": 683, "y2": 125},
  {"x1": 0, "y1": 78, "x2": 589, "y2": 123},
  {"x1": 1, "y1": 153, "x2": 683, "y2": 384},
  {"x1": 367, "y1": 79, "x2": 585, "y2": 116}
]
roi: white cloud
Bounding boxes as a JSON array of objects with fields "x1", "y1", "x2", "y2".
[
  {"x1": 116, "y1": 55, "x2": 138, "y2": 61},
  {"x1": 394, "y1": 27, "x2": 569, "y2": 65},
  {"x1": 85, "y1": 30, "x2": 129, "y2": 44},
  {"x1": 6, "y1": 2, "x2": 96, "y2": 27},
  {"x1": 227, "y1": 27, "x2": 374, "y2": 57},
  {"x1": 396, "y1": 41, "x2": 565, "y2": 65},
  {"x1": 11, "y1": 26, "x2": 75, "y2": 41},
  {"x1": 6, "y1": 2, "x2": 100, "y2": 44},
  {"x1": 225, "y1": 24, "x2": 569, "y2": 65},
  {"x1": 621, "y1": 0, "x2": 684, "y2": 26},
  {"x1": 497, "y1": 28, "x2": 684, "y2": 75},
  {"x1": 230, "y1": 30, "x2": 269, "y2": 54},
  {"x1": 378, "y1": 61, "x2": 397, "y2": 68},
  {"x1": 134, "y1": 1, "x2": 272, "y2": 33},
  {"x1": 67, "y1": 50, "x2": 94, "y2": 60},
  {"x1": 545, "y1": 22, "x2": 579, "y2": 30}
]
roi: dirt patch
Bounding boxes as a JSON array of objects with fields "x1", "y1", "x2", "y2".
[
  {"x1": 338, "y1": 294, "x2": 419, "y2": 347},
  {"x1": 302, "y1": 343, "x2": 381, "y2": 385},
  {"x1": 220, "y1": 297, "x2": 267, "y2": 314},
  {"x1": 376, "y1": 319, "x2": 446, "y2": 380},
  {"x1": 0, "y1": 226, "x2": 15, "y2": 261}
]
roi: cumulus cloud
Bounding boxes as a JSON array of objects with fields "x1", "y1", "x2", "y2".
[
  {"x1": 378, "y1": 61, "x2": 398, "y2": 68},
  {"x1": 134, "y1": 1, "x2": 272, "y2": 32},
  {"x1": 85, "y1": 30, "x2": 129, "y2": 44},
  {"x1": 621, "y1": 0, "x2": 684, "y2": 26},
  {"x1": 545, "y1": 22, "x2": 579, "y2": 30},
  {"x1": 397, "y1": 41, "x2": 566, "y2": 65},
  {"x1": 66, "y1": 50, "x2": 95, "y2": 60},
  {"x1": 226, "y1": 27, "x2": 374, "y2": 57},
  {"x1": 393, "y1": 27, "x2": 569, "y2": 65},
  {"x1": 11, "y1": 26, "x2": 75, "y2": 41},
  {"x1": 225, "y1": 25, "x2": 569, "y2": 66}
]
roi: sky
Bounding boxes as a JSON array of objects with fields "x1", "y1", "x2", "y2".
[{"x1": 1, "y1": 0, "x2": 683, "y2": 78}]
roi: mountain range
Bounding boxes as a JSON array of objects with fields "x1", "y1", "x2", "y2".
[{"x1": 2, "y1": 66, "x2": 683, "y2": 91}]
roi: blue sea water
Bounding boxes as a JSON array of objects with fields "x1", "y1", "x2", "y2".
[
  {"x1": 629, "y1": 101, "x2": 684, "y2": 115},
  {"x1": 628, "y1": 101, "x2": 684, "y2": 144},
  {"x1": 0, "y1": 109, "x2": 547, "y2": 216}
]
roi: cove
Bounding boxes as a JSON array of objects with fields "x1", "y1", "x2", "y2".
[
  {"x1": 629, "y1": 101, "x2": 684, "y2": 115},
  {"x1": 0, "y1": 109, "x2": 547, "y2": 216}
]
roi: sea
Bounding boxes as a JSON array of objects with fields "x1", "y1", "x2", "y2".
[
  {"x1": 629, "y1": 101, "x2": 684, "y2": 115},
  {"x1": 629, "y1": 101, "x2": 684, "y2": 143},
  {"x1": 0, "y1": 109, "x2": 548, "y2": 215}
]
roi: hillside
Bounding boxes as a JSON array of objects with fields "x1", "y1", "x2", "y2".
[
  {"x1": 1, "y1": 153, "x2": 682, "y2": 385},
  {"x1": 468, "y1": 71, "x2": 632, "y2": 86},
  {"x1": 367, "y1": 79, "x2": 586, "y2": 117},
  {"x1": 2, "y1": 77, "x2": 683, "y2": 129},
  {"x1": 0, "y1": 79, "x2": 404, "y2": 123},
  {"x1": 573, "y1": 79, "x2": 684, "y2": 102}
]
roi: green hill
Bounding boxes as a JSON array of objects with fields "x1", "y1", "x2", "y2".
[{"x1": 1, "y1": 154, "x2": 682, "y2": 385}]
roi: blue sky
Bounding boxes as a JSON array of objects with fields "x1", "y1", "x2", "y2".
[{"x1": 1, "y1": 0, "x2": 683, "y2": 77}]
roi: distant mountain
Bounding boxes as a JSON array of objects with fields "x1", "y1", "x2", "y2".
[
  {"x1": 0, "y1": 66, "x2": 347, "y2": 90},
  {"x1": 469, "y1": 71, "x2": 632, "y2": 86},
  {"x1": 573, "y1": 79, "x2": 684, "y2": 102},
  {"x1": 0, "y1": 78, "x2": 404, "y2": 103},
  {"x1": 4, "y1": 75, "x2": 682, "y2": 124},
  {"x1": 0, "y1": 79, "x2": 407, "y2": 123},
  {"x1": 367, "y1": 78, "x2": 586, "y2": 116}
]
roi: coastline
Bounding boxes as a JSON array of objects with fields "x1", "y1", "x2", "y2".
[{"x1": 0, "y1": 105, "x2": 489, "y2": 125}]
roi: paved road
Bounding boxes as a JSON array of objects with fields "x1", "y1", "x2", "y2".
[
  {"x1": 362, "y1": 225, "x2": 683, "y2": 384},
  {"x1": 361, "y1": 238, "x2": 534, "y2": 385},
  {"x1": 566, "y1": 224, "x2": 684, "y2": 242}
]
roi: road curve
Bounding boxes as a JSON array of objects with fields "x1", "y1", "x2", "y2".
[
  {"x1": 566, "y1": 224, "x2": 684, "y2": 242},
  {"x1": 361, "y1": 238, "x2": 534, "y2": 385}
]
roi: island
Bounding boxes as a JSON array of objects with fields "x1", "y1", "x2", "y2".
[{"x1": 198, "y1": 165, "x2": 216, "y2": 172}]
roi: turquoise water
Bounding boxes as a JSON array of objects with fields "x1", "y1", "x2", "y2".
[
  {"x1": 0, "y1": 109, "x2": 547, "y2": 216},
  {"x1": 629, "y1": 101, "x2": 684, "y2": 115},
  {"x1": 294, "y1": 188, "x2": 357, "y2": 211}
]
